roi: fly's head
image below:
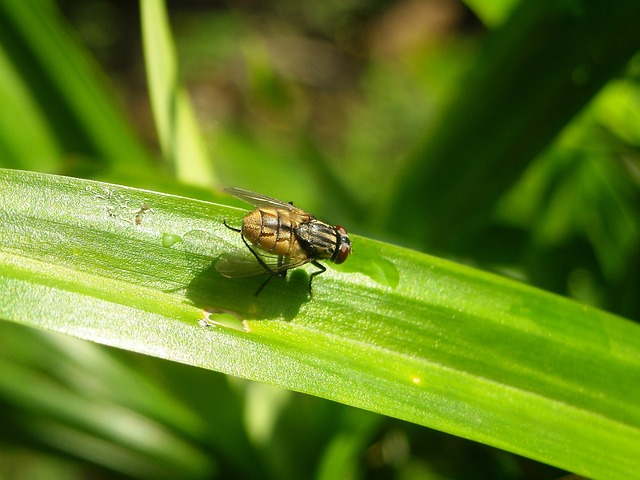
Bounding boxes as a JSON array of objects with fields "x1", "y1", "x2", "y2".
[{"x1": 332, "y1": 226, "x2": 351, "y2": 264}]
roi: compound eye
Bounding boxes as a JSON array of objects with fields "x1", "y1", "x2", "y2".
[{"x1": 333, "y1": 226, "x2": 351, "y2": 264}]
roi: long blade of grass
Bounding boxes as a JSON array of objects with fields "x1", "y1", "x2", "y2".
[
  {"x1": 140, "y1": 0, "x2": 215, "y2": 187},
  {"x1": 1, "y1": 169, "x2": 638, "y2": 479},
  {"x1": 385, "y1": 0, "x2": 640, "y2": 249},
  {"x1": 0, "y1": 0, "x2": 151, "y2": 173}
]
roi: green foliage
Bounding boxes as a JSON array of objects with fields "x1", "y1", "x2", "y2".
[
  {"x1": 2, "y1": 168, "x2": 639, "y2": 479},
  {"x1": 1, "y1": 0, "x2": 639, "y2": 478},
  {"x1": 0, "y1": 0, "x2": 151, "y2": 178},
  {"x1": 140, "y1": 0, "x2": 215, "y2": 187},
  {"x1": 383, "y1": 0, "x2": 640, "y2": 252}
]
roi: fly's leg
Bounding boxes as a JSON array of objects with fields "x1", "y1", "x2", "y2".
[
  {"x1": 253, "y1": 261, "x2": 287, "y2": 296},
  {"x1": 255, "y1": 276, "x2": 272, "y2": 296},
  {"x1": 223, "y1": 219, "x2": 241, "y2": 232},
  {"x1": 308, "y1": 261, "x2": 326, "y2": 296},
  {"x1": 238, "y1": 233, "x2": 286, "y2": 296},
  {"x1": 223, "y1": 219, "x2": 286, "y2": 296}
]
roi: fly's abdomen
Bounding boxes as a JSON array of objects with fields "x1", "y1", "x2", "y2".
[{"x1": 242, "y1": 208, "x2": 304, "y2": 257}]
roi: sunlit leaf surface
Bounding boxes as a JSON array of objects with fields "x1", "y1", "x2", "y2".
[{"x1": 1, "y1": 169, "x2": 639, "y2": 479}]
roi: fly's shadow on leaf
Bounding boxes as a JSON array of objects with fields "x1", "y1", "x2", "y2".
[
  {"x1": 184, "y1": 257, "x2": 309, "y2": 322},
  {"x1": 179, "y1": 228, "x2": 309, "y2": 321}
]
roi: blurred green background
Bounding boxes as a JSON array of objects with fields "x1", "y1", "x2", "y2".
[{"x1": 1, "y1": 0, "x2": 639, "y2": 478}]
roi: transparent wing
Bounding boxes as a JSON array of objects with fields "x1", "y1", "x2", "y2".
[
  {"x1": 216, "y1": 250, "x2": 311, "y2": 278},
  {"x1": 215, "y1": 252, "x2": 272, "y2": 278},
  {"x1": 223, "y1": 187, "x2": 301, "y2": 212}
]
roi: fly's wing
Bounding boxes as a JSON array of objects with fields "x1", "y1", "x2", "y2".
[
  {"x1": 216, "y1": 250, "x2": 311, "y2": 278},
  {"x1": 215, "y1": 252, "x2": 273, "y2": 278},
  {"x1": 223, "y1": 187, "x2": 303, "y2": 213}
]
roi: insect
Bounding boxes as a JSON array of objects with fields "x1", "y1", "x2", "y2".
[
  {"x1": 133, "y1": 203, "x2": 152, "y2": 225},
  {"x1": 216, "y1": 187, "x2": 352, "y2": 296}
]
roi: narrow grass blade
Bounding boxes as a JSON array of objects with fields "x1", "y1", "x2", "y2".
[{"x1": 140, "y1": 0, "x2": 215, "y2": 187}]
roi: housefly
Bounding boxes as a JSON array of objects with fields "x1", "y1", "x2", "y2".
[{"x1": 216, "y1": 187, "x2": 352, "y2": 295}]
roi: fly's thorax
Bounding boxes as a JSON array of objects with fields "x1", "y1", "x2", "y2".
[
  {"x1": 295, "y1": 220, "x2": 341, "y2": 260},
  {"x1": 242, "y1": 207, "x2": 307, "y2": 257}
]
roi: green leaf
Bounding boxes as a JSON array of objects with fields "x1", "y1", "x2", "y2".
[
  {"x1": 140, "y1": 0, "x2": 216, "y2": 187},
  {"x1": 0, "y1": 0, "x2": 152, "y2": 174},
  {"x1": 1, "y1": 168, "x2": 639, "y2": 479},
  {"x1": 384, "y1": 0, "x2": 640, "y2": 249},
  {"x1": 464, "y1": 0, "x2": 521, "y2": 26}
]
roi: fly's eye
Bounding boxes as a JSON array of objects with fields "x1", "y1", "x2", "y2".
[{"x1": 333, "y1": 226, "x2": 351, "y2": 264}]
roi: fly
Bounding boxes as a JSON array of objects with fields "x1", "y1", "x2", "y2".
[{"x1": 216, "y1": 187, "x2": 352, "y2": 296}]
